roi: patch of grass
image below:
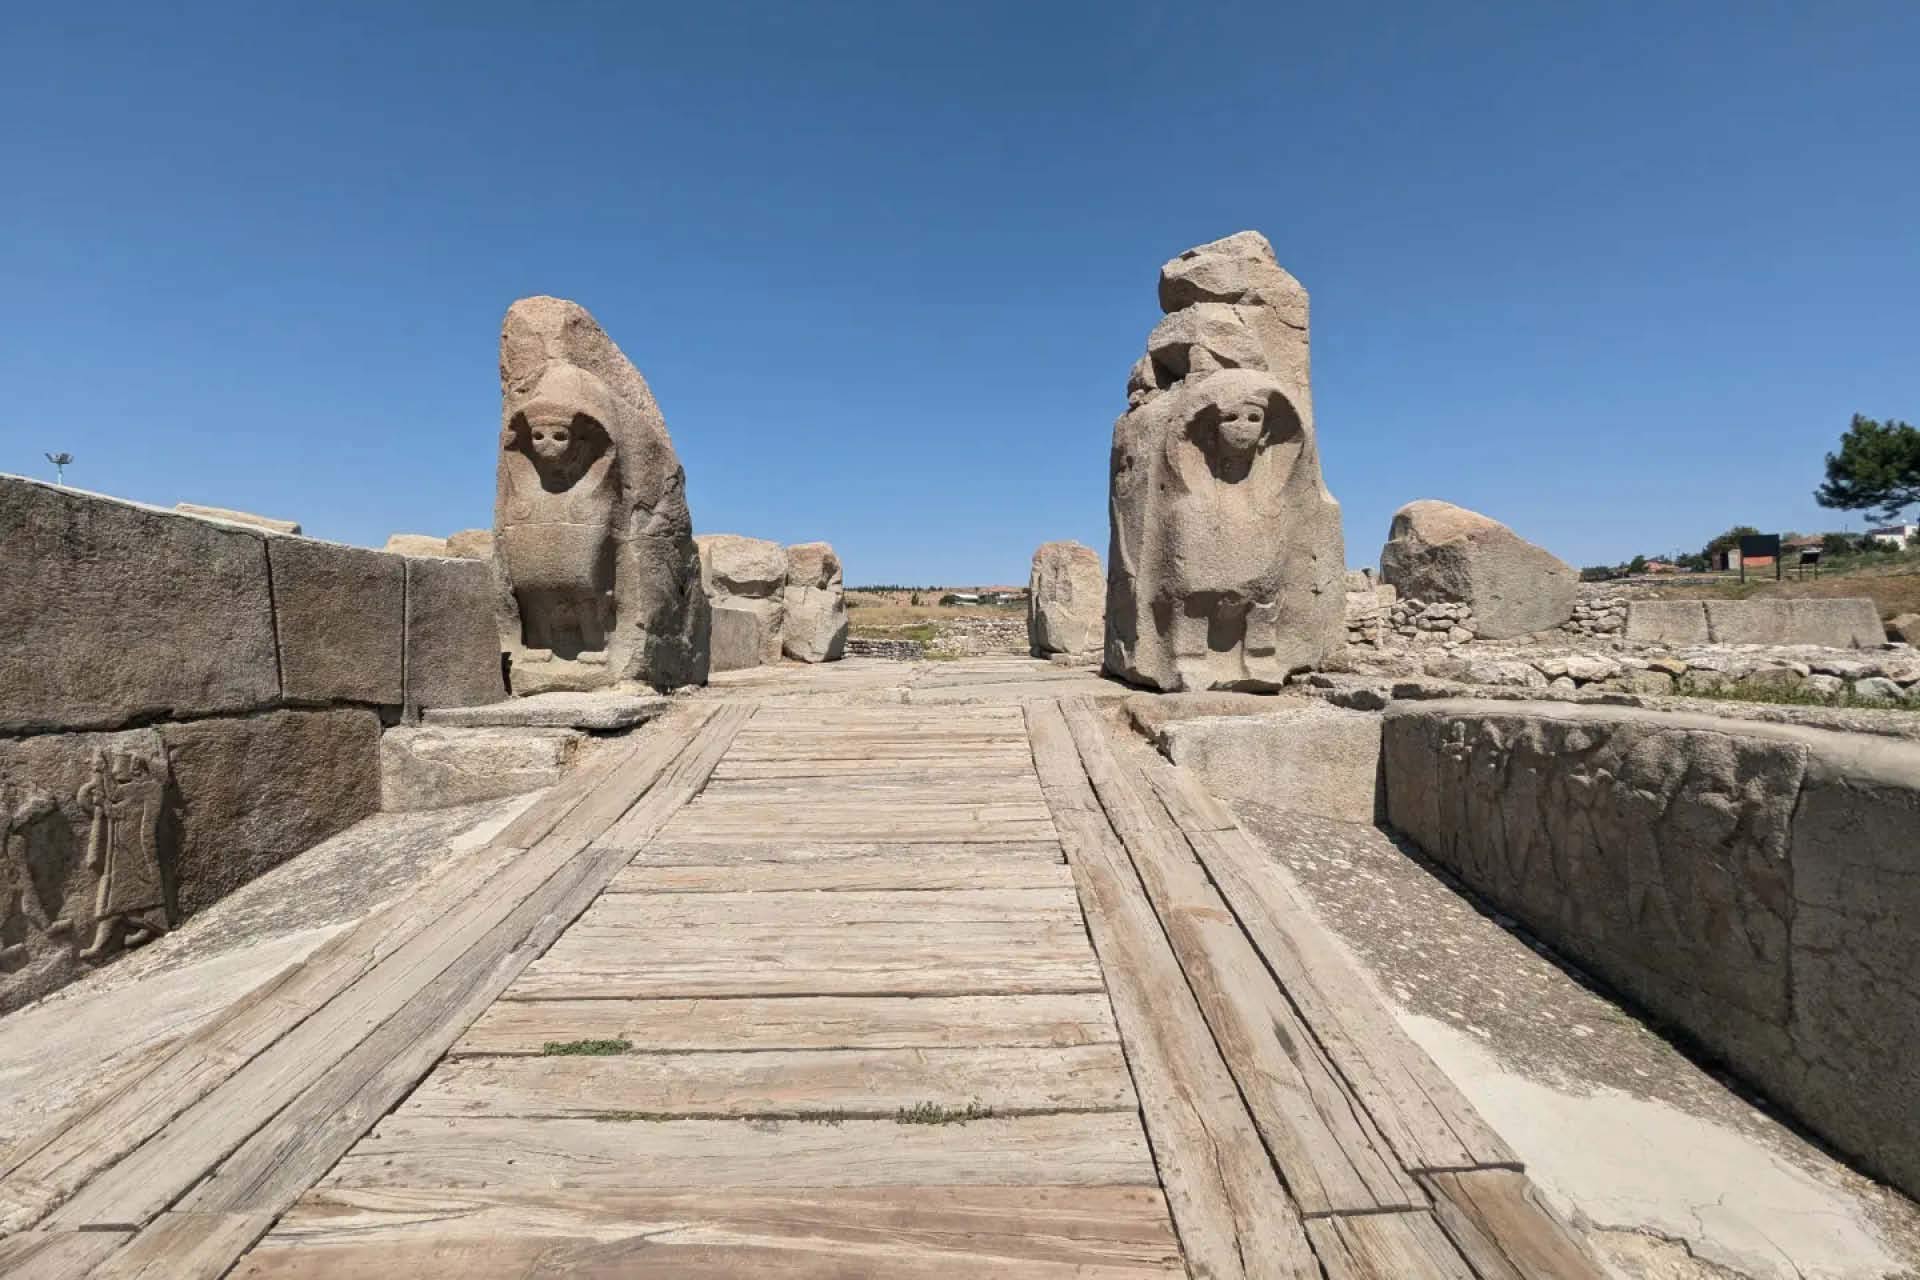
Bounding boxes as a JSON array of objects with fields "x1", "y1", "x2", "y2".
[
  {"x1": 798, "y1": 1109, "x2": 851, "y2": 1124},
  {"x1": 1677, "y1": 681, "x2": 1917, "y2": 712},
  {"x1": 541, "y1": 1038, "x2": 632, "y2": 1056},
  {"x1": 894, "y1": 1100, "x2": 995, "y2": 1125}
]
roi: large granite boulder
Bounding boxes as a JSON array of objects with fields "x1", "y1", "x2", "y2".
[
  {"x1": 1028, "y1": 541, "x2": 1104, "y2": 659},
  {"x1": 782, "y1": 542, "x2": 848, "y2": 663},
  {"x1": 696, "y1": 534, "x2": 789, "y2": 672},
  {"x1": 1106, "y1": 232, "x2": 1346, "y2": 691},
  {"x1": 1378, "y1": 500, "x2": 1575, "y2": 640},
  {"x1": 494, "y1": 296, "x2": 710, "y2": 694}
]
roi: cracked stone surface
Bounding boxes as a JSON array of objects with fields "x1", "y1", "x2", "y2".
[{"x1": 1234, "y1": 801, "x2": 1920, "y2": 1280}]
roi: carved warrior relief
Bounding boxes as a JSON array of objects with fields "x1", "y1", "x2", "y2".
[
  {"x1": 1107, "y1": 232, "x2": 1346, "y2": 692},
  {"x1": 494, "y1": 296, "x2": 710, "y2": 695},
  {"x1": 0, "y1": 744, "x2": 174, "y2": 981}
]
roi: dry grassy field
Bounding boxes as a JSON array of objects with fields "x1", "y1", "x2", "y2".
[{"x1": 1647, "y1": 560, "x2": 1920, "y2": 620}]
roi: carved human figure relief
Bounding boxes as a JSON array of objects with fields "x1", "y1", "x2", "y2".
[
  {"x1": 1154, "y1": 370, "x2": 1306, "y2": 685},
  {"x1": 77, "y1": 747, "x2": 170, "y2": 960},
  {"x1": 497, "y1": 364, "x2": 621, "y2": 662}
]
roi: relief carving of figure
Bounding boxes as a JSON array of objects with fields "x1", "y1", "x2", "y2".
[
  {"x1": 1153, "y1": 369, "x2": 1307, "y2": 687},
  {"x1": 76, "y1": 747, "x2": 170, "y2": 960},
  {"x1": 1105, "y1": 232, "x2": 1346, "y2": 691},
  {"x1": 497, "y1": 364, "x2": 620, "y2": 662}
]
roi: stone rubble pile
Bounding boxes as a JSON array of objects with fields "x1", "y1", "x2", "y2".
[
  {"x1": 1563, "y1": 589, "x2": 1629, "y2": 636},
  {"x1": 1372, "y1": 641, "x2": 1920, "y2": 704}
]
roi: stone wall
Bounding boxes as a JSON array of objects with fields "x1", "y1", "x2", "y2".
[
  {"x1": 1625, "y1": 598, "x2": 1885, "y2": 648},
  {"x1": 1381, "y1": 699, "x2": 1920, "y2": 1199},
  {"x1": 0, "y1": 475, "x2": 506, "y2": 1011}
]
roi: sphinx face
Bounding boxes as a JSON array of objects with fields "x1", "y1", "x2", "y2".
[
  {"x1": 1215, "y1": 396, "x2": 1267, "y2": 454},
  {"x1": 525, "y1": 406, "x2": 584, "y2": 464}
]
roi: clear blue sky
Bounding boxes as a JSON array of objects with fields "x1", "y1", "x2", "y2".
[{"x1": 4, "y1": 2, "x2": 1916, "y2": 582}]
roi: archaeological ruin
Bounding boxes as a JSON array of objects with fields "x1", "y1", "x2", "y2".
[
  {"x1": 2, "y1": 233, "x2": 1917, "y2": 1280},
  {"x1": 1106, "y1": 232, "x2": 1347, "y2": 691}
]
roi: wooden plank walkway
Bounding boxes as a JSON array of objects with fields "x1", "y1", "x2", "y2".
[{"x1": 0, "y1": 678, "x2": 1602, "y2": 1278}]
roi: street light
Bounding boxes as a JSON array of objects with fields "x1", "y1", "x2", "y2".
[{"x1": 45, "y1": 452, "x2": 72, "y2": 484}]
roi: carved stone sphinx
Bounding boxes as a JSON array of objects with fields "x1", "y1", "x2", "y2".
[
  {"x1": 494, "y1": 297, "x2": 710, "y2": 694},
  {"x1": 1106, "y1": 232, "x2": 1346, "y2": 691}
]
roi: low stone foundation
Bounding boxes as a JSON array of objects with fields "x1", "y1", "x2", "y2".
[
  {"x1": 1381, "y1": 699, "x2": 1920, "y2": 1200},
  {"x1": 845, "y1": 637, "x2": 925, "y2": 660}
]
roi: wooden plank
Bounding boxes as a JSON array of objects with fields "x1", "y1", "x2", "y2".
[
  {"x1": 711, "y1": 760, "x2": 1038, "y2": 780},
  {"x1": 176, "y1": 843, "x2": 627, "y2": 1220},
  {"x1": 1061, "y1": 699, "x2": 1422, "y2": 1216},
  {"x1": 176, "y1": 707, "x2": 761, "y2": 1229},
  {"x1": 1139, "y1": 750, "x2": 1515, "y2": 1172},
  {"x1": 402, "y1": 1044, "x2": 1135, "y2": 1119},
  {"x1": 92, "y1": 1212, "x2": 275, "y2": 1280},
  {"x1": 322, "y1": 1113, "x2": 1160, "y2": 1191},
  {"x1": 238, "y1": 1185, "x2": 1183, "y2": 1278},
  {"x1": 1421, "y1": 1170, "x2": 1606, "y2": 1280},
  {"x1": 607, "y1": 854, "x2": 1072, "y2": 893},
  {"x1": 44, "y1": 830, "x2": 589, "y2": 1229},
  {"x1": 0, "y1": 1230, "x2": 128, "y2": 1280},
  {"x1": 596, "y1": 703, "x2": 756, "y2": 848},
  {"x1": 453, "y1": 993, "x2": 1120, "y2": 1055},
  {"x1": 544, "y1": 704, "x2": 721, "y2": 846},
  {"x1": 0, "y1": 836, "x2": 525, "y2": 1233},
  {"x1": 47, "y1": 707, "x2": 747, "y2": 1233},
  {"x1": 1303, "y1": 1211, "x2": 1478, "y2": 1280},
  {"x1": 577, "y1": 887, "x2": 1082, "y2": 926},
  {"x1": 1024, "y1": 700, "x2": 1319, "y2": 1280},
  {"x1": 510, "y1": 923, "x2": 1104, "y2": 999},
  {"x1": 490, "y1": 736, "x2": 642, "y2": 849},
  {"x1": 632, "y1": 839, "x2": 1065, "y2": 864},
  {"x1": 653, "y1": 822, "x2": 1061, "y2": 844},
  {"x1": 676, "y1": 800, "x2": 1052, "y2": 823}
]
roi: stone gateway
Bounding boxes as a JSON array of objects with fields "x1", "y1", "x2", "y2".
[
  {"x1": 494, "y1": 296, "x2": 710, "y2": 694},
  {"x1": 1106, "y1": 232, "x2": 1346, "y2": 691}
]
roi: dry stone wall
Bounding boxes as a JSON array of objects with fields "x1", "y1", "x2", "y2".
[
  {"x1": 1382, "y1": 699, "x2": 1920, "y2": 1199},
  {"x1": 0, "y1": 474, "x2": 505, "y2": 1011}
]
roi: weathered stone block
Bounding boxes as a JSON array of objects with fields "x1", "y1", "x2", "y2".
[
  {"x1": 782, "y1": 542, "x2": 847, "y2": 664},
  {"x1": 1787, "y1": 736, "x2": 1920, "y2": 1196},
  {"x1": 268, "y1": 539, "x2": 404, "y2": 705},
  {"x1": 380, "y1": 726, "x2": 578, "y2": 811},
  {"x1": 1701, "y1": 597, "x2": 1885, "y2": 647},
  {"x1": 406, "y1": 557, "x2": 507, "y2": 709},
  {"x1": 1028, "y1": 540, "x2": 1104, "y2": 658},
  {"x1": 175, "y1": 502, "x2": 301, "y2": 535},
  {"x1": 697, "y1": 534, "x2": 787, "y2": 668},
  {"x1": 1161, "y1": 702, "x2": 1382, "y2": 823},
  {"x1": 1, "y1": 477, "x2": 280, "y2": 733},
  {"x1": 1624, "y1": 599, "x2": 1710, "y2": 645},
  {"x1": 159, "y1": 708, "x2": 381, "y2": 916},
  {"x1": 710, "y1": 603, "x2": 780, "y2": 673}
]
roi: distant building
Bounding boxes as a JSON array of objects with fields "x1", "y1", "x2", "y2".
[{"x1": 1867, "y1": 523, "x2": 1916, "y2": 548}]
